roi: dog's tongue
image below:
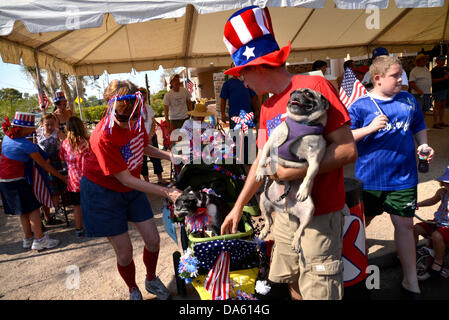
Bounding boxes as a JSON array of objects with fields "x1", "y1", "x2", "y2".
[{"x1": 291, "y1": 100, "x2": 304, "y2": 107}]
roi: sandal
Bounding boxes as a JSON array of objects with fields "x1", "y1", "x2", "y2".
[
  {"x1": 439, "y1": 123, "x2": 449, "y2": 127},
  {"x1": 429, "y1": 261, "x2": 444, "y2": 279},
  {"x1": 433, "y1": 124, "x2": 442, "y2": 129}
]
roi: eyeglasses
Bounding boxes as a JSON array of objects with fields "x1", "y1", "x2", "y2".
[{"x1": 115, "y1": 111, "x2": 139, "y2": 122}]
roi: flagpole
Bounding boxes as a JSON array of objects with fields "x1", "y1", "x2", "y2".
[{"x1": 35, "y1": 62, "x2": 44, "y2": 115}]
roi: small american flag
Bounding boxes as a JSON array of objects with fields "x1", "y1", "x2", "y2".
[
  {"x1": 120, "y1": 131, "x2": 145, "y2": 172},
  {"x1": 204, "y1": 251, "x2": 231, "y2": 300},
  {"x1": 38, "y1": 89, "x2": 50, "y2": 112},
  {"x1": 339, "y1": 67, "x2": 367, "y2": 108},
  {"x1": 33, "y1": 164, "x2": 55, "y2": 208},
  {"x1": 266, "y1": 113, "x2": 288, "y2": 137},
  {"x1": 187, "y1": 78, "x2": 194, "y2": 93}
]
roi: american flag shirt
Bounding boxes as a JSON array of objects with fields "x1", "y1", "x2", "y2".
[
  {"x1": 84, "y1": 117, "x2": 149, "y2": 192},
  {"x1": 59, "y1": 139, "x2": 90, "y2": 192}
]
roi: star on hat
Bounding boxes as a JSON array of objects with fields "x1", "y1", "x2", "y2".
[{"x1": 242, "y1": 46, "x2": 255, "y2": 60}]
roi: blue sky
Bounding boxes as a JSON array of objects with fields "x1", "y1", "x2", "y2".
[{"x1": 0, "y1": 60, "x2": 173, "y2": 98}]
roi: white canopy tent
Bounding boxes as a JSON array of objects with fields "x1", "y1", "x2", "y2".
[{"x1": 0, "y1": 0, "x2": 448, "y2": 76}]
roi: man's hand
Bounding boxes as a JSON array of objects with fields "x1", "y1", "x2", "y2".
[{"x1": 221, "y1": 206, "x2": 243, "y2": 235}]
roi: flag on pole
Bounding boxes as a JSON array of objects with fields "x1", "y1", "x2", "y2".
[
  {"x1": 25, "y1": 149, "x2": 55, "y2": 208},
  {"x1": 38, "y1": 89, "x2": 50, "y2": 112},
  {"x1": 204, "y1": 251, "x2": 231, "y2": 300},
  {"x1": 33, "y1": 164, "x2": 55, "y2": 208},
  {"x1": 187, "y1": 78, "x2": 194, "y2": 93},
  {"x1": 339, "y1": 67, "x2": 367, "y2": 108}
]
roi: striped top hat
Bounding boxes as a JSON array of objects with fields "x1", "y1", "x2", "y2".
[
  {"x1": 54, "y1": 90, "x2": 66, "y2": 103},
  {"x1": 437, "y1": 166, "x2": 449, "y2": 183},
  {"x1": 223, "y1": 6, "x2": 290, "y2": 76},
  {"x1": 12, "y1": 112, "x2": 35, "y2": 128}
]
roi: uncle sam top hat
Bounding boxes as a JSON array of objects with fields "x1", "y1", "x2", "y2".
[
  {"x1": 223, "y1": 6, "x2": 290, "y2": 76},
  {"x1": 12, "y1": 111, "x2": 35, "y2": 128},
  {"x1": 436, "y1": 166, "x2": 449, "y2": 183},
  {"x1": 54, "y1": 90, "x2": 66, "y2": 103}
]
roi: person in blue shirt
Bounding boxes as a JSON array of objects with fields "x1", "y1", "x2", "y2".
[
  {"x1": 219, "y1": 74, "x2": 259, "y2": 129},
  {"x1": 0, "y1": 112, "x2": 67, "y2": 251},
  {"x1": 348, "y1": 55, "x2": 434, "y2": 299}
]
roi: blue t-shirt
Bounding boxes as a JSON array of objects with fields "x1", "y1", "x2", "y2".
[
  {"x1": 348, "y1": 91, "x2": 426, "y2": 191},
  {"x1": 0, "y1": 135, "x2": 39, "y2": 180},
  {"x1": 220, "y1": 77, "x2": 256, "y2": 118}
]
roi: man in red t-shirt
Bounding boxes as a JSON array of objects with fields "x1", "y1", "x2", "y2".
[{"x1": 220, "y1": 6, "x2": 357, "y2": 300}]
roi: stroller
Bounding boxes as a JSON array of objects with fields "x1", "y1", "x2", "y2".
[{"x1": 165, "y1": 163, "x2": 264, "y2": 300}]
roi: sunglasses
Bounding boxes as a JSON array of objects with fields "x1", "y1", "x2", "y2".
[{"x1": 115, "y1": 111, "x2": 139, "y2": 122}]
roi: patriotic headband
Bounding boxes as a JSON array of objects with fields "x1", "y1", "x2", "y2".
[
  {"x1": 223, "y1": 6, "x2": 290, "y2": 76},
  {"x1": 103, "y1": 91, "x2": 144, "y2": 134}
]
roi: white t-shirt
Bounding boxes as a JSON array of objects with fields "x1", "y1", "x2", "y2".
[
  {"x1": 409, "y1": 66, "x2": 432, "y2": 94},
  {"x1": 142, "y1": 103, "x2": 155, "y2": 136},
  {"x1": 362, "y1": 69, "x2": 409, "y2": 87},
  {"x1": 163, "y1": 88, "x2": 192, "y2": 120}
]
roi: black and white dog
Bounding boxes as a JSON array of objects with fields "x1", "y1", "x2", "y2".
[{"x1": 174, "y1": 186, "x2": 228, "y2": 236}]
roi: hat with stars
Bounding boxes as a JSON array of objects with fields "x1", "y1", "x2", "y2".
[{"x1": 223, "y1": 6, "x2": 290, "y2": 76}]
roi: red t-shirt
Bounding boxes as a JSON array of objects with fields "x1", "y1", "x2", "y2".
[
  {"x1": 258, "y1": 74, "x2": 351, "y2": 216},
  {"x1": 84, "y1": 118, "x2": 149, "y2": 192}
]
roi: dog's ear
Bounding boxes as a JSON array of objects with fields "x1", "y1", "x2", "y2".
[
  {"x1": 321, "y1": 94, "x2": 330, "y2": 110},
  {"x1": 185, "y1": 186, "x2": 192, "y2": 193}
]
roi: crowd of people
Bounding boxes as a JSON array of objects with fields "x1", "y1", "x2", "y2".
[{"x1": 0, "y1": 4, "x2": 448, "y2": 301}]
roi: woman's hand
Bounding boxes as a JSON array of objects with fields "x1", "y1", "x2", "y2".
[{"x1": 167, "y1": 187, "x2": 183, "y2": 203}]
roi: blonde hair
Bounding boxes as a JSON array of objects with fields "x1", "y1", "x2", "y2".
[
  {"x1": 369, "y1": 55, "x2": 402, "y2": 84},
  {"x1": 66, "y1": 116, "x2": 90, "y2": 154},
  {"x1": 103, "y1": 79, "x2": 139, "y2": 114}
]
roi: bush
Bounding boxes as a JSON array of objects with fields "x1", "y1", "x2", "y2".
[
  {"x1": 150, "y1": 89, "x2": 167, "y2": 117},
  {"x1": 73, "y1": 105, "x2": 107, "y2": 123}
]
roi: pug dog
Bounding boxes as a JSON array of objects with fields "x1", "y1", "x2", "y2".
[
  {"x1": 174, "y1": 186, "x2": 228, "y2": 236},
  {"x1": 255, "y1": 88, "x2": 329, "y2": 252}
]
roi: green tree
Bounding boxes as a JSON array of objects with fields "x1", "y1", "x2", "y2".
[
  {"x1": 150, "y1": 89, "x2": 167, "y2": 117},
  {"x1": 0, "y1": 88, "x2": 23, "y2": 103}
]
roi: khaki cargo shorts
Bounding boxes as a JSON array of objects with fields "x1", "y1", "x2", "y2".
[{"x1": 268, "y1": 205, "x2": 348, "y2": 300}]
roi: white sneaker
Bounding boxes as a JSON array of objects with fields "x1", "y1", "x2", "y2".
[
  {"x1": 31, "y1": 234, "x2": 60, "y2": 251},
  {"x1": 22, "y1": 237, "x2": 33, "y2": 249}
]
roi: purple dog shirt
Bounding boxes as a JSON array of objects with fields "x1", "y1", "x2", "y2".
[{"x1": 277, "y1": 117, "x2": 324, "y2": 162}]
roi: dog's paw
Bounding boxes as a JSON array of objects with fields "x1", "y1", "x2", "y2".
[
  {"x1": 255, "y1": 168, "x2": 265, "y2": 182},
  {"x1": 296, "y1": 187, "x2": 309, "y2": 202}
]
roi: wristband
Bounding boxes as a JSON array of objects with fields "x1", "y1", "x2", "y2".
[{"x1": 419, "y1": 143, "x2": 429, "y2": 149}]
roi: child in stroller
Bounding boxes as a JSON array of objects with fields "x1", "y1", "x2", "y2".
[{"x1": 414, "y1": 166, "x2": 449, "y2": 280}]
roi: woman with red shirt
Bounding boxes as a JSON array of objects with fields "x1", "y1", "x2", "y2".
[{"x1": 81, "y1": 80, "x2": 182, "y2": 300}]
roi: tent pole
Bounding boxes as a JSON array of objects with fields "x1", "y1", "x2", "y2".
[
  {"x1": 34, "y1": 51, "x2": 45, "y2": 115},
  {"x1": 75, "y1": 77, "x2": 84, "y2": 121}
]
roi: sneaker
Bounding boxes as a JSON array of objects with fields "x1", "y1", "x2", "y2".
[
  {"x1": 22, "y1": 237, "x2": 33, "y2": 249},
  {"x1": 31, "y1": 234, "x2": 60, "y2": 251},
  {"x1": 129, "y1": 287, "x2": 143, "y2": 300},
  {"x1": 145, "y1": 277, "x2": 170, "y2": 300}
]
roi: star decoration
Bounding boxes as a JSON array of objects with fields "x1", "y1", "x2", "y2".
[{"x1": 242, "y1": 46, "x2": 255, "y2": 60}]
